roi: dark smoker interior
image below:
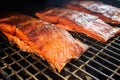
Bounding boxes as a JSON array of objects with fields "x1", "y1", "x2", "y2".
[
  {"x1": 0, "y1": 0, "x2": 120, "y2": 80},
  {"x1": 0, "y1": 0, "x2": 120, "y2": 15}
]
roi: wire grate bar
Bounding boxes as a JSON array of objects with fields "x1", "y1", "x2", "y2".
[
  {"x1": 87, "y1": 50, "x2": 119, "y2": 68},
  {"x1": 79, "y1": 59, "x2": 115, "y2": 80},
  {"x1": 88, "y1": 46, "x2": 120, "y2": 64},
  {"x1": 83, "y1": 54, "x2": 120, "y2": 76},
  {"x1": 64, "y1": 68, "x2": 84, "y2": 80},
  {"x1": 109, "y1": 67, "x2": 120, "y2": 79},
  {"x1": 68, "y1": 62, "x2": 99, "y2": 80}
]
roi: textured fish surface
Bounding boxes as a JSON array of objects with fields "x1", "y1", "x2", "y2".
[
  {"x1": 36, "y1": 8, "x2": 120, "y2": 42},
  {"x1": 65, "y1": 0, "x2": 120, "y2": 24},
  {"x1": 0, "y1": 13, "x2": 88, "y2": 72}
]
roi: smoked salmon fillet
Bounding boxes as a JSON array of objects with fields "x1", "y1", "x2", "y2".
[
  {"x1": 35, "y1": 8, "x2": 120, "y2": 42},
  {"x1": 65, "y1": 0, "x2": 120, "y2": 24},
  {"x1": 0, "y1": 13, "x2": 88, "y2": 72}
]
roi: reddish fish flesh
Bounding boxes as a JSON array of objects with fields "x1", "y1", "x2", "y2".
[
  {"x1": 65, "y1": 0, "x2": 120, "y2": 24},
  {"x1": 35, "y1": 8, "x2": 120, "y2": 42},
  {"x1": 0, "y1": 13, "x2": 88, "y2": 72}
]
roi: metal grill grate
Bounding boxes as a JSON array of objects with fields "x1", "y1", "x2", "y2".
[{"x1": 0, "y1": 30, "x2": 120, "y2": 80}]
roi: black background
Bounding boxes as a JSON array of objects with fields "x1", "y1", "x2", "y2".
[{"x1": 0, "y1": 0, "x2": 120, "y2": 16}]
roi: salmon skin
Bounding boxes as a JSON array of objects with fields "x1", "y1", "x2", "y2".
[
  {"x1": 65, "y1": 0, "x2": 120, "y2": 24},
  {"x1": 0, "y1": 13, "x2": 88, "y2": 72},
  {"x1": 35, "y1": 8, "x2": 120, "y2": 42}
]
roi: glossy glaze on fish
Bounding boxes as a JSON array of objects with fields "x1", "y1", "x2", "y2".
[
  {"x1": 0, "y1": 13, "x2": 88, "y2": 72},
  {"x1": 36, "y1": 8, "x2": 120, "y2": 42},
  {"x1": 65, "y1": 0, "x2": 120, "y2": 24}
]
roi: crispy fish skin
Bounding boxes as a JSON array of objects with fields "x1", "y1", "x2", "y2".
[
  {"x1": 65, "y1": 0, "x2": 120, "y2": 24},
  {"x1": 35, "y1": 8, "x2": 120, "y2": 42},
  {"x1": 0, "y1": 13, "x2": 88, "y2": 72}
]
